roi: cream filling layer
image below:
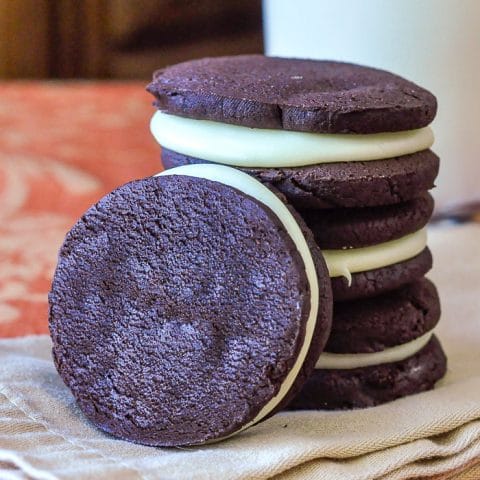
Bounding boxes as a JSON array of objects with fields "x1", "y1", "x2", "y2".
[
  {"x1": 150, "y1": 111, "x2": 434, "y2": 168},
  {"x1": 315, "y1": 330, "x2": 435, "y2": 370},
  {"x1": 323, "y1": 228, "x2": 427, "y2": 282},
  {"x1": 157, "y1": 164, "x2": 319, "y2": 440}
]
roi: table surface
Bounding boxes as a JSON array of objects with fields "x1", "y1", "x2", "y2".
[{"x1": 0, "y1": 82, "x2": 161, "y2": 337}]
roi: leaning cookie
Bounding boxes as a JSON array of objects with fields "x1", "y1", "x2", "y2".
[
  {"x1": 148, "y1": 55, "x2": 439, "y2": 209},
  {"x1": 48, "y1": 164, "x2": 332, "y2": 447},
  {"x1": 286, "y1": 279, "x2": 447, "y2": 410}
]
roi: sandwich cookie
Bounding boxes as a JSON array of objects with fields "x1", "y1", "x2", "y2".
[
  {"x1": 148, "y1": 55, "x2": 439, "y2": 209},
  {"x1": 49, "y1": 164, "x2": 333, "y2": 446},
  {"x1": 301, "y1": 193, "x2": 434, "y2": 300},
  {"x1": 286, "y1": 279, "x2": 447, "y2": 410}
]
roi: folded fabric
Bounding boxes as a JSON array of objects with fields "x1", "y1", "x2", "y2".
[{"x1": 0, "y1": 223, "x2": 479, "y2": 480}]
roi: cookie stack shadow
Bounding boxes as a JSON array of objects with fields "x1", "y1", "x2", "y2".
[{"x1": 148, "y1": 55, "x2": 448, "y2": 410}]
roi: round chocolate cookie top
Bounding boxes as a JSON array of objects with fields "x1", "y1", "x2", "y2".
[
  {"x1": 299, "y1": 192, "x2": 434, "y2": 249},
  {"x1": 147, "y1": 55, "x2": 437, "y2": 134},
  {"x1": 49, "y1": 168, "x2": 332, "y2": 446},
  {"x1": 327, "y1": 278, "x2": 440, "y2": 353}
]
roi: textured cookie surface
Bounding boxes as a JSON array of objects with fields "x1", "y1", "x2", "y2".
[
  {"x1": 331, "y1": 248, "x2": 433, "y2": 301},
  {"x1": 328, "y1": 278, "x2": 440, "y2": 353},
  {"x1": 49, "y1": 175, "x2": 332, "y2": 446},
  {"x1": 147, "y1": 55, "x2": 437, "y2": 133},
  {"x1": 162, "y1": 148, "x2": 440, "y2": 209},
  {"x1": 299, "y1": 192, "x2": 434, "y2": 249},
  {"x1": 286, "y1": 336, "x2": 447, "y2": 410}
]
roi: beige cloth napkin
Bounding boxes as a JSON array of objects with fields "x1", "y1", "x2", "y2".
[{"x1": 0, "y1": 223, "x2": 479, "y2": 480}]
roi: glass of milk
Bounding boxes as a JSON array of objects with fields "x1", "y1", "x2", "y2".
[{"x1": 263, "y1": 0, "x2": 480, "y2": 210}]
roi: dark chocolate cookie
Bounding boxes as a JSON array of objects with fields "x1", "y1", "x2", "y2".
[
  {"x1": 147, "y1": 55, "x2": 437, "y2": 133},
  {"x1": 299, "y1": 192, "x2": 433, "y2": 249},
  {"x1": 286, "y1": 336, "x2": 447, "y2": 410},
  {"x1": 161, "y1": 148, "x2": 439, "y2": 209},
  {"x1": 331, "y1": 247, "x2": 433, "y2": 301},
  {"x1": 49, "y1": 170, "x2": 332, "y2": 446},
  {"x1": 328, "y1": 278, "x2": 440, "y2": 353}
]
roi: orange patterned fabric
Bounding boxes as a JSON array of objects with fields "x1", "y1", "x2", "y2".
[{"x1": 0, "y1": 82, "x2": 161, "y2": 337}]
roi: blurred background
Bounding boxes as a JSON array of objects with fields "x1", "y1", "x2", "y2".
[
  {"x1": 0, "y1": 1, "x2": 479, "y2": 335},
  {"x1": 0, "y1": 0, "x2": 263, "y2": 79},
  {"x1": 2, "y1": 0, "x2": 479, "y2": 211}
]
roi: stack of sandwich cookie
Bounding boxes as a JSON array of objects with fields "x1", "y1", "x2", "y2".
[
  {"x1": 147, "y1": 55, "x2": 447, "y2": 409},
  {"x1": 49, "y1": 164, "x2": 333, "y2": 446},
  {"x1": 288, "y1": 278, "x2": 446, "y2": 409}
]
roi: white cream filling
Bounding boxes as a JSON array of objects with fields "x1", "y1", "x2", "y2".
[
  {"x1": 315, "y1": 330, "x2": 435, "y2": 370},
  {"x1": 157, "y1": 164, "x2": 319, "y2": 440},
  {"x1": 150, "y1": 111, "x2": 434, "y2": 168},
  {"x1": 323, "y1": 228, "x2": 427, "y2": 282}
]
